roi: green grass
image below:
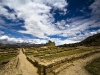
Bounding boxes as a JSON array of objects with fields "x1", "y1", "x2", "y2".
[
  {"x1": 41, "y1": 48, "x2": 91, "y2": 59},
  {"x1": 0, "y1": 55, "x2": 15, "y2": 62},
  {"x1": 85, "y1": 58, "x2": 100, "y2": 75},
  {"x1": 25, "y1": 47, "x2": 95, "y2": 59},
  {"x1": 0, "y1": 49, "x2": 18, "y2": 62}
]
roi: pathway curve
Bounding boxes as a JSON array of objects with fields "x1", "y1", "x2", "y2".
[{"x1": 58, "y1": 52, "x2": 100, "y2": 75}]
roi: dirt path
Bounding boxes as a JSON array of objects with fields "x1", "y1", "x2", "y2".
[
  {"x1": 17, "y1": 49, "x2": 38, "y2": 75},
  {"x1": 0, "y1": 49, "x2": 38, "y2": 75},
  {"x1": 58, "y1": 52, "x2": 100, "y2": 75}
]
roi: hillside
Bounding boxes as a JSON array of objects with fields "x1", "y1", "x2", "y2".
[
  {"x1": 60, "y1": 33, "x2": 100, "y2": 47},
  {"x1": 80, "y1": 33, "x2": 100, "y2": 46}
]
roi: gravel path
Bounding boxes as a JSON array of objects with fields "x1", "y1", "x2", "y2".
[{"x1": 58, "y1": 52, "x2": 100, "y2": 75}]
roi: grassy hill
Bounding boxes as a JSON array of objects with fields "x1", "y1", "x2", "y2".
[
  {"x1": 60, "y1": 33, "x2": 100, "y2": 47},
  {"x1": 80, "y1": 33, "x2": 100, "y2": 46}
]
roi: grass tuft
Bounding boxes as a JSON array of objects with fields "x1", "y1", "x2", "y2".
[{"x1": 85, "y1": 58, "x2": 100, "y2": 75}]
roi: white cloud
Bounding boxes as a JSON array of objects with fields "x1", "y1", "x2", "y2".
[
  {"x1": 0, "y1": 6, "x2": 16, "y2": 19},
  {"x1": 49, "y1": 38, "x2": 79, "y2": 45},
  {"x1": 56, "y1": 20, "x2": 69, "y2": 30},
  {"x1": 0, "y1": 35, "x2": 47, "y2": 44},
  {"x1": 0, "y1": 35, "x2": 24, "y2": 44},
  {"x1": 31, "y1": 0, "x2": 67, "y2": 9},
  {"x1": 89, "y1": 0, "x2": 100, "y2": 20},
  {"x1": 89, "y1": 0, "x2": 100, "y2": 15},
  {"x1": 97, "y1": 29, "x2": 100, "y2": 32},
  {"x1": 0, "y1": 35, "x2": 79, "y2": 45},
  {"x1": 0, "y1": 0, "x2": 67, "y2": 38},
  {"x1": 1, "y1": 0, "x2": 92, "y2": 39},
  {"x1": 90, "y1": 31, "x2": 97, "y2": 35},
  {"x1": 0, "y1": 6, "x2": 8, "y2": 15},
  {"x1": 0, "y1": 0, "x2": 100, "y2": 45}
]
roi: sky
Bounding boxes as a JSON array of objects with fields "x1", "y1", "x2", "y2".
[{"x1": 0, "y1": 0, "x2": 100, "y2": 45}]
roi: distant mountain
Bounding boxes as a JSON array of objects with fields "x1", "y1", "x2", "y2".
[{"x1": 0, "y1": 43, "x2": 45, "y2": 49}]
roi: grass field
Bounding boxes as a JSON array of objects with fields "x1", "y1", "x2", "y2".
[
  {"x1": 41, "y1": 48, "x2": 93, "y2": 59},
  {"x1": 85, "y1": 57, "x2": 100, "y2": 75},
  {"x1": 25, "y1": 47, "x2": 95, "y2": 59},
  {"x1": 0, "y1": 55, "x2": 15, "y2": 62},
  {"x1": 0, "y1": 49, "x2": 18, "y2": 63}
]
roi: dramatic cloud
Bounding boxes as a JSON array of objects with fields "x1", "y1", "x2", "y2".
[
  {"x1": 0, "y1": 0, "x2": 100, "y2": 45},
  {"x1": 0, "y1": 0, "x2": 67, "y2": 38},
  {"x1": 89, "y1": 0, "x2": 100, "y2": 16}
]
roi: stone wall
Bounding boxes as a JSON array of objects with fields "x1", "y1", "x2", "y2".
[{"x1": 27, "y1": 49, "x2": 100, "y2": 75}]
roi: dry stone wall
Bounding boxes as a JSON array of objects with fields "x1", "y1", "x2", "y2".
[{"x1": 27, "y1": 49, "x2": 100, "y2": 75}]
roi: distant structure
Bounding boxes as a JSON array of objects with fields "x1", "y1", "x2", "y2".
[{"x1": 46, "y1": 40, "x2": 55, "y2": 47}]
